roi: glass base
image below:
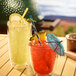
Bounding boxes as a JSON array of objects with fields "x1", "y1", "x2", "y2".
[
  {"x1": 34, "y1": 72, "x2": 59, "y2": 76},
  {"x1": 34, "y1": 74, "x2": 51, "y2": 76},
  {"x1": 36, "y1": 74, "x2": 51, "y2": 76},
  {"x1": 10, "y1": 61, "x2": 28, "y2": 69}
]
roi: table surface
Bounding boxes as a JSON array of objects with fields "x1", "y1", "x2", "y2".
[{"x1": 0, "y1": 34, "x2": 76, "y2": 76}]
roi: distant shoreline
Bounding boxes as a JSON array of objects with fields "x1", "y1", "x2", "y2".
[{"x1": 44, "y1": 15, "x2": 76, "y2": 22}]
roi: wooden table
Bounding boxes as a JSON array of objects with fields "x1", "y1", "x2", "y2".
[{"x1": 0, "y1": 34, "x2": 76, "y2": 76}]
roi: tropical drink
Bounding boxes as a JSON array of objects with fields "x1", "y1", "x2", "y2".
[
  {"x1": 30, "y1": 33, "x2": 56, "y2": 75},
  {"x1": 7, "y1": 13, "x2": 31, "y2": 68}
]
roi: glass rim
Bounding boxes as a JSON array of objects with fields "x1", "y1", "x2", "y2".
[
  {"x1": 29, "y1": 42, "x2": 52, "y2": 49},
  {"x1": 7, "y1": 21, "x2": 32, "y2": 28}
]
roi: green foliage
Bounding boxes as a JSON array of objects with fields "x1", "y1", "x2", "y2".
[
  {"x1": 0, "y1": 0, "x2": 39, "y2": 24},
  {"x1": 45, "y1": 23, "x2": 76, "y2": 37},
  {"x1": 65, "y1": 26, "x2": 76, "y2": 34}
]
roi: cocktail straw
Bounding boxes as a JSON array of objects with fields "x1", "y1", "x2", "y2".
[
  {"x1": 29, "y1": 15, "x2": 41, "y2": 44},
  {"x1": 22, "y1": 8, "x2": 28, "y2": 18}
]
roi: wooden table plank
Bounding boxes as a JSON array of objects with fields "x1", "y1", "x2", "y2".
[
  {"x1": 0, "y1": 36, "x2": 6, "y2": 41},
  {"x1": 75, "y1": 68, "x2": 76, "y2": 76},
  {"x1": 8, "y1": 68, "x2": 24, "y2": 76},
  {"x1": 0, "y1": 61, "x2": 13, "y2": 76},
  {"x1": 0, "y1": 43, "x2": 8, "y2": 57},
  {"x1": 0, "y1": 37, "x2": 8, "y2": 48},
  {"x1": 0, "y1": 51, "x2": 9, "y2": 69},
  {"x1": 0, "y1": 34, "x2": 7, "y2": 37},
  {"x1": 52, "y1": 56, "x2": 66, "y2": 76},
  {"x1": 0, "y1": 51, "x2": 24, "y2": 76},
  {"x1": 21, "y1": 65, "x2": 34, "y2": 76},
  {"x1": 62, "y1": 58, "x2": 76, "y2": 76}
]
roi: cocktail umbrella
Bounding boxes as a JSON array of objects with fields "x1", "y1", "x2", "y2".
[
  {"x1": 47, "y1": 33, "x2": 65, "y2": 56},
  {"x1": 47, "y1": 33, "x2": 76, "y2": 61}
]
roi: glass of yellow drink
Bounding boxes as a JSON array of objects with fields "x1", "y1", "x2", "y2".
[{"x1": 7, "y1": 13, "x2": 32, "y2": 69}]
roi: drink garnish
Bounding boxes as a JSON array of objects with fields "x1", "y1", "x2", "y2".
[
  {"x1": 9, "y1": 13, "x2": 22, "y2": 22},
  {"x1": 30, "y1": 32, "x2": 46, "y2": 43}
]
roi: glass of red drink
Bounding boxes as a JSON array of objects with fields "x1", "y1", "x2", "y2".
[{"x1": 29, "y1": 40, "x2": 56, "y2": 76}]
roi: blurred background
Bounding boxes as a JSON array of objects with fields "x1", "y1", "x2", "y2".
[{"x1": 0, "y1": 0, "x2": 76, "y2": 36}]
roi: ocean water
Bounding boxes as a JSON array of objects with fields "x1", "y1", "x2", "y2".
[{"x1": 36, "y1": 0, "x2": 76, "y2": 17}]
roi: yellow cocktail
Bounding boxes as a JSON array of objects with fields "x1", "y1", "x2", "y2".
[{"x1": 7, "y1": 13, "x2": 31, "y2": 69}]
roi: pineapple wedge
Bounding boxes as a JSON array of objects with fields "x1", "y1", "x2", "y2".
[{"x1": 30, "y1": 32, "x2": 46, "y2": 42}]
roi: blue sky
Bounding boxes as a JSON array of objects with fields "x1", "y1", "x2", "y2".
[{"x1": 36, "y1": 0, "x2": 76, "y2": 17}]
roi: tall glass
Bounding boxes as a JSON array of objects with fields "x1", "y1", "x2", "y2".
[
  {"x1": 29, "y1": 41, "x2": 56, "y2": 76},
  {"x1": 7, "y1": 21, "x2": 31, "y2": 69}
]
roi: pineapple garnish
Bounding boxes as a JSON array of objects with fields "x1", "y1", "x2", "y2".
[{"x1": 30, "y1": 32, "x2": 46, "y2": 42}]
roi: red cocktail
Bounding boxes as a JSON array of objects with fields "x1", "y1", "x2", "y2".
[{"x1": 30, "y1": 40, "x2": 56, "y2": 75}]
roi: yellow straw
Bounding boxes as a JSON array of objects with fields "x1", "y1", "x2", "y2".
[{"x1": 22, "y1": 8, "x2": 28, "y2": 18}]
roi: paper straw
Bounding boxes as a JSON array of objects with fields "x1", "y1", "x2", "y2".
[
  {"x1": 22, "y1": 8, "x2": 28, "y2": 18},
  {"x1": 29, "y1": 15, "x2": 41, "y2": 44}
]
